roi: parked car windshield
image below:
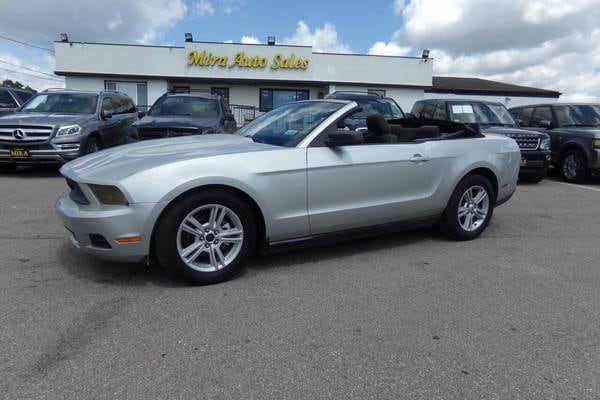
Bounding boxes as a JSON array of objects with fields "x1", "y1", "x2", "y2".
[
  {"x1": 20, "y1": 93, "x2": 98, "y2": 114},
  {"x1": 448, "y1": 102, "x2": 516, "y2": 126},
  {"x1": 554, "y1": 104, "x2": 600, "y2": 127},
  {"x1": 149, "y1": 96, "x2": 220, "y2": 118},
  {"x1": 237, "y1": 101, "x2": 343, "y2": 147},
  {"x1": 353, "y1": 98, "x2": 405, "y2": 119}
]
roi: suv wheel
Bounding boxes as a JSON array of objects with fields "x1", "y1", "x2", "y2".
[
  {"x1": 561, "y1": 150, "x2": 589, "y2": 183},
  {"x1": 154, "y1": 190, "x2": 257, "y2": 285},
  {"x1": 440, "y1": 174, "x2": 494, "y2": 240},
  {"x1": 86, "y1": 137, "x2": 102, "y2": 154}
]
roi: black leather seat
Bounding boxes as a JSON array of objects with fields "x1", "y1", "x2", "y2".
[{"x1": 365, "y1": 114, "x2": 398, "y2": 143}]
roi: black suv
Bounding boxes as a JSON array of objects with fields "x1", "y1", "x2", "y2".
[
  {"x1": 509, "y1": 103, "x2": 600, "y2": 182},
  {"x1": 128, "y1": 91, "x2": 237, "y2": 141},
  {"x1": 0, "y1": 89, "x2": 138, "y2": 171},
  {"x1": 0, "y1": 87, "x2": 35, "y2": 116},
  {"x1": 412, "y1": 99, "x2": 551, "y2": 183},
  {"x1": 324, "y1": 91, "x2": 405, "y2": 129}
]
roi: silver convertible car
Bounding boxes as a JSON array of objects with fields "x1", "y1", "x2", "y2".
[{"x1": 56, "y1": 100, "x2": 520, "y2": 284}]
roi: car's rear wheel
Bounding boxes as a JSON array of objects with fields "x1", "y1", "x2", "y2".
[
  {"x1": 561, "y1": 150, "x2": 589, "y2": 183},
  {"x1": 440, "y1": 174, "x2": 494, "y2": 240},
  {"x1": 154, "y1": 190, "x2": 256, "y2": 285}
]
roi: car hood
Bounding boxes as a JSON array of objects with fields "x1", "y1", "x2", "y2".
[
  {"x1": 133, "y1": 115, "x2": 221, "y2": 129},
  {"x1": 481, "y1": 126, "x2": 546, "y2": 137},
  {"x1": 60, "y1": 134, "x2": 279, "y2": 182},
  {"x1": 0, "y1": 112, "x2": 93, "y2": 127}
]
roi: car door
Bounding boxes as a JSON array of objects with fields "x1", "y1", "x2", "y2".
[
  {"x1": 99, "y1": 95, "x2": 121, "y2": 147},
  {"x1": 306, "y1": 129, "x2": 448, "y2": 235}
]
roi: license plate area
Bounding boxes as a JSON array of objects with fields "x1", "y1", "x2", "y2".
[{"x1": 9, "y1": 148, "x2": 29, "y2": 158}]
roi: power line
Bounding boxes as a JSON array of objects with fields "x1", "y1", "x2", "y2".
[
  {"x1": 0, "y1": 66, "x2": 64, "y2": 82},
  {"x1": 0, "y1": 59, "x2": 58, "y2": 78},
  {"x1": 0, "y1": 34, "x2": 54, "y2": 53}
]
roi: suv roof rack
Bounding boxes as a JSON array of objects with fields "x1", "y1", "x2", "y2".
[
  {"x1": 326, "y1": 91, "x2": 383, "y2": 98},
  {"x1": 167, "y1": 88, "x2": 213, "y2": 95}
]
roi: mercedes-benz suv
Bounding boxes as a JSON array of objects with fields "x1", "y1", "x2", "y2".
[{"x1": 0, "y1": 89, "x2": 138, "y2": 172}]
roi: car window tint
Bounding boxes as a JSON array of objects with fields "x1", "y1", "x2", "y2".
[
  {"x1": 421, "y1": 103, "x2": 434, "y2": 119},
  {"x1": 101, "y1": 97, "x2": 115, "y2": 113},
  {"x1": 518, "y1": 107, "x2": 534, "y2": 126},
  {"x1": 433, "y1": 103, "x2": 447, "y2": 119},
  {"x1": 411, "y1": 102, "x2": 424, "y2": 117},
  {"x1": 531, "y1": 107, "x2": 552, "y2": 126},
  {"x1": 0, "y1": 90, "x2": 17, "y2": 108},
  {"x1": 15, "y1": 90, "x2": 33, "y2": 103}
]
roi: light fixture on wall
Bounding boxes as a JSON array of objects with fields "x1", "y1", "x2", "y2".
[
  {"x1": 267, "y1": 36, "x2": 276, "y2": 45},
  {"x1": 421, "y1": 49, "x2": 430, "y2": 59},
  {"x1": 185, "y1": 33, "x2": 193, "y2": 42},
  {"x1": 60, "y1": 33, "x2": 69, "y2": 42}
]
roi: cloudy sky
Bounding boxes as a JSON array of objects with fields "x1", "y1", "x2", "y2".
[{"x1": 0, "y1": 0, "x2": 598, "y2": 101}]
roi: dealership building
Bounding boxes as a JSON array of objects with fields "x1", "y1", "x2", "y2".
[{"x1": 54, "y1": 39, "x2": 560, "y2": 124}]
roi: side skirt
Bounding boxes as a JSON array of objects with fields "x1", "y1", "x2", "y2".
[{"x1": 263, "y1": 215, "x2": 442, "y2": 254}]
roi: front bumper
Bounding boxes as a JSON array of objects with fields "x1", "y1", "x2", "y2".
[
  {"x1": 519, "y1": 150, "x2": 551, "y2": 175},
  {"x1": 55, "y1": 191, "x2": 162, "y2": 263},
  {"x1": 0, "y1": 147, "x2": 80, "y2": 164}
]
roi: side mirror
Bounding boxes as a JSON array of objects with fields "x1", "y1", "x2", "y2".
[
  {"x1": 101, "y1": 109, "x2": 113, "y2": 119},
  {"x1": 324, "y1": 130, "x2": 364, "y2": 147},
  {"x1": 538, "y1": 119, "x2": 552, "y2": 129},
  {"x1": 224, "y1": 113, "x2": 235, "y2": 121},
  {"x1": 137, "y1": 110, "x2": 146, "y2": 118}
]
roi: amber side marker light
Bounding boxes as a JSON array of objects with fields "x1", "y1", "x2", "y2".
[{"x1": 115, "y1": 236, "x2": 142, "y2": 244}]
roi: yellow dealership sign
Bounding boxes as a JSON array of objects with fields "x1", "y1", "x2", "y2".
[{"x1": 187, "y1": 51, "x2": 309, "y2": 70}]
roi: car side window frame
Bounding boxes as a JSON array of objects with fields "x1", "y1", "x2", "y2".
[
  {"x1": 518, "y1": 107, "x2": 534, "y2": 127},
  {"x1": 530, "y1": 106, "x2": 553, "y2": 128},
  {"x1": 0, "y1": 89, "x2": 18, "y2": 108}
]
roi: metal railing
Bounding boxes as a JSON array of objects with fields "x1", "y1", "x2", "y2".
[{"x1": 229, "y1": 104, "x2": 263, "y2": 127}]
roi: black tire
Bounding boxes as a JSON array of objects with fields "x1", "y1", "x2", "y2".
[
  {"x1": 153, "y1": 190, "x2": 257, "y2": 285},
  {"x1": 0, "y1": 164, "x2": 17, "y2": 173},
  {"x1": 440, "y1": 174, "x2": 494, "y2": 241},
  {"x1": 85, "y1": 136, "x2": 102, "y2": 154},
  {"x1": 560, "y1": 149, "x2": 589, "y2": 183}
]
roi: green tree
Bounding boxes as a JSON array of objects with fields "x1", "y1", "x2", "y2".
[{"x1": 1, "y1": 79, "x2": 37, "y2": 93}]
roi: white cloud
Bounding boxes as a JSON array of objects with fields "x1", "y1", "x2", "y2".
[
  {"x1": 393, "y1": 0, "x2": 406, "y2": 15},
  {"x1": 0, "y1": 52, "x2": 64, "y2": 91},
  {"x1": 195, "y1": 0, "x2": 215, "y2": 16},
  {"x1": 240, "y1": 36, "x2": 261, "y2": 44},
  {"x1": 282, "y1": 21, "x2": 351, "y2": 53},
  {"x1": 368, "y1": 41, "x2": 412, "y2": 57},
  {"x1": 383, "y1": 0, "x2": 600, "y2": 101},
  {"x1": 0, "y1": 0, "x2": 187, "y2": 45},
  {"x1": 221, "y1": 0, "x2": 245, "y2": 14}
]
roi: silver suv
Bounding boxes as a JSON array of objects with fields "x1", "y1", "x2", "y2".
[{"x1": 0, "y1": 89, "x2": 138, "y2": 172}]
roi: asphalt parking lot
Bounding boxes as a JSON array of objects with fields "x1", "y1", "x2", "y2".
[{"x1": 1, "y1": 167, "x2": 600, "y2": 399}]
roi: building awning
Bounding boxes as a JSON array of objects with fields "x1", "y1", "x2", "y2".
[{"x1": 428, "y1": 76, "x2": 561, "y2": 98}]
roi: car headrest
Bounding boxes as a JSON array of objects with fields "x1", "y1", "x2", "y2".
[{"x1": 366, "y1": 114, "x2": 390, "y2": 134}]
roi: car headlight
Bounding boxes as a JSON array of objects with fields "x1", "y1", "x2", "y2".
[
  {"x1": 56, "y1": 124, "x2": 83, "y2": 137},
  {"x1": 89, "y1": 184, "x2": 128, "y2": 205},
  {"x1": 540, "y1": 137, "x2": 551, "y2": 150}
]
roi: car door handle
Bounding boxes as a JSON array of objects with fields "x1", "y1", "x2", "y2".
[{"x1": 409, "y1": 154, "x2": 431, "y2": 163}]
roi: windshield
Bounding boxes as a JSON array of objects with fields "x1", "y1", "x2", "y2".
[
  {"x1": 554, "y1": 105, "x2": 600, "y2": 127},
  {"x1": 352, "y1": 98, "x2": 404, "y2": 119},
  {"x1": 448, "y1": 102, "x2": 516, "y2": 126},
  {"x1": 149, "y1": 96, "x2": 220, "y2": 118},
  {"x1": 21, "y1": 93, "x2": 98, "y2": 114},
  {"x1": 237, "y1": 101, "x2": 343, "y2": 147}
]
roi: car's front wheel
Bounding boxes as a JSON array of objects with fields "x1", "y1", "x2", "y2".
[
  {"x1": 154, "y1": 190, "x2": 256, "y2": 285},
  {"x1": 440, "y1": 174, "x2": 494, "y2": 240}
]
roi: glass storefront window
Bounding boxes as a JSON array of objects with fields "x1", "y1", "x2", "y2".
[
  {"x1": 105, "y1": 81, "x2": 148, "y2": 108},
  {"x1": 259, "y1": 89, "x2": 309, "y2": 111}
]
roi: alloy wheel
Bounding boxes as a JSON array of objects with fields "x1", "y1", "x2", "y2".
[
  {"x1": 562, "y1": 154, "x2": 580, "y2": 180},
  {"x1": 458, "y1": 185, "x2": 489, "y2": 232},
  {"x1": 176, "y1": 204, "x2": 244, "y2": 272}
]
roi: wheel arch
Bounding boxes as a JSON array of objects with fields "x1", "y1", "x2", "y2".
[
  {"x1": 559, "y1": 142, "x2": 588, "y2": 164},
  {"x1": 150, "y1": 184, "x2": 267, "y2": 255},
  {"x1": 454, "y1": 165, "x2": 499, "y2": 202}
]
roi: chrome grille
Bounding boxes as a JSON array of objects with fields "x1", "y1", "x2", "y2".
[
  {"x1": 0, "y1": 126, "x2": 54, "y2": 143},
  {"x1": 505, "y1": 133, "x2": 540, "y2": 150}
]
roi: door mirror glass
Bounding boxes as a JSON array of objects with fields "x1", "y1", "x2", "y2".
[{"x1": 324, "y1": 130, "x2": 364, "y2": 147}]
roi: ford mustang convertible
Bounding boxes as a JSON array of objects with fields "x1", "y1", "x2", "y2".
[{"x1": 56, "y1": 100, "x2": 520, "y2": 284}]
